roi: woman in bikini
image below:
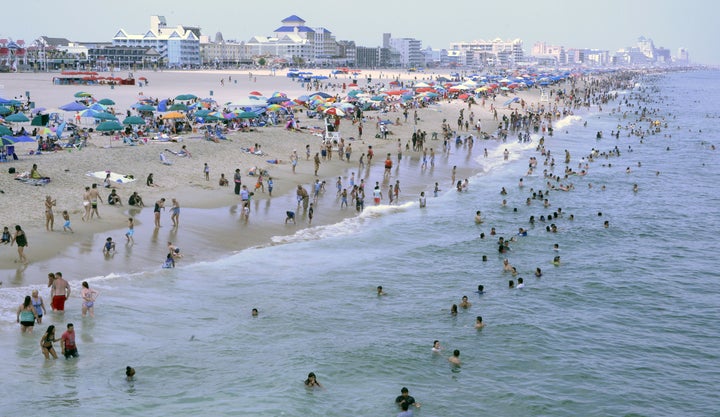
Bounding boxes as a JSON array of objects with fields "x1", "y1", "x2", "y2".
[
  {"x1": 40, "y1": 325, "x2": 60, "y2": 359},
  {"x1": 81, "y1": 281, "x2": 99, "y2": 317},
  {"x1": 45, "y1": 195, "x2": 56, "y2": 231}
]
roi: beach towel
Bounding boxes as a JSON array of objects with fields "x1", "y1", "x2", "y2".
[
  {"x1": 86, "y1": 171, "x2": 137, "y2": 184},
  {"x1": 15, "y1": 177, "x2": 51, "y2": 186}
]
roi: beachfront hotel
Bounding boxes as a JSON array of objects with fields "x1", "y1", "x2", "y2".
[
  {"x1": 112, "y1": 15, "x2": 201, "y2": 68},
  {"x1": 245, "y1": 15, "x2": 340, "y2": 66},
  {"x1": 449, "y1": 38, "x2": 524, "y2": 68}
]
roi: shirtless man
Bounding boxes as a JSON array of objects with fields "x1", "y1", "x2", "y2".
[
  {"x1": 51, "y1": 272, "x2": 71, "y2": 313},
  {"x1": 448, "y1": 349, "x2": 461, "y2": 366},
  {"x1": 88, "y1": 184, "x2": 101, "y2": 220}
]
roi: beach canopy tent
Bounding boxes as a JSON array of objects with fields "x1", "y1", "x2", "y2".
[
  {"x1": 31, "y1": 114, "x2": 50, "y2": 126},
  {"x1": 5, "y1": 113, "x2": 29, "y2": 123},
  {"x1": 122, "y1": 116, "x2": 146, "y2": 125},
  {"x1": 60, "y1": 102, "x2": 88, "y2": 112},
  {"x1": 95, "y1": 121, "x2": 124, "y2": 132}
]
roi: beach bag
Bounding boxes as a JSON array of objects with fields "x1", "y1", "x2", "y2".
[{"x1": 8, "y1": 167, "x2": 15, "y2": 174}]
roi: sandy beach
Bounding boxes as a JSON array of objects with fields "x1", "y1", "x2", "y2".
[{"x1": 0, "y1": 68, "x2": 544, "y2": 287}]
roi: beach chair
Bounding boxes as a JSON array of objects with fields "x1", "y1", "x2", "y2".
[{"x1": 160, "y1": 152, "x2": 173, "y2": 165}]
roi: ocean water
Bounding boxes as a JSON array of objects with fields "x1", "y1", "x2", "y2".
[{"x1": 1, "y1": 70, "x2": 719, "y2": 416}]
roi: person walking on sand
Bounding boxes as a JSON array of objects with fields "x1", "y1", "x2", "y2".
[
  {"x1": 89, "y1": 184, "x2": 102, "y2": 220},
  {"x1": 233, "y1": 169, "x2": 242, "y2": 194},
  {"x1": 62, "y1": 210, "x2": 73, "y2": 233},
  {"x1": 45, "y1": 195, "x2": 56, "y2": 231},
  {"x1": 81, "y1": 281, "x2": 99, "y2": 317},
  {"x1": 50, "y1": 272, "x2": 70, "y2": 312},
  {"x1": 314, "y1": 152, "x2": 321, "y2": 176},
  {"x1": 203, "y1": 163, "x2": 210, "y2": 181},
  {"x1": 11, "y1": 225, "x2": 28, "y2": 264},
  {"x1": 154, "y1": 198, "x2": 165, "y2": 228},
  {"x1": 82, "y1": 186, "x2": 91, "y2": 222}
]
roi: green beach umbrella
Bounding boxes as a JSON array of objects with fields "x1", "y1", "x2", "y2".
[
  {"x1": 194, "y1": 109, "x2": 212, "y2": 117},
  {"x1": 74, "y1": 91, "x2": 93, "y2": 98},
  {"x1": 122, "y1": 116, "x2": 146, "y2": 125},
  {"x1": 95, "y1": 121, "x2": 124, "y2": 132},
  {"x1": 175, "y1": 94, "x2": 197, "y2": 101},
  {"x1": 98, "y1": 98, "x2": 116, "y2": 105},
  {"x1": 0, "y1": 125, "x2": 12, "y2": 136},
  {"x1": 93, "y1": 112, "x2": 118, "y2": 121},
  {"x1": 236, "y1": 111, "x2": 258, "y2": 119},
  {"x1": 0, "y1": 136, "x2": 15, "y2": 146},
  {"x1": 135, "y1": 104, "x2": 156, "y2": 112},
  {"x1": 0, "y1": 106, "x2": 12, "y2": 116},
  {"x1": 169, "y1": 103, "x2": 189, "y2": 111},
  {"x1": 5, "y1": 113, "x2": 30, "y2": 123}
]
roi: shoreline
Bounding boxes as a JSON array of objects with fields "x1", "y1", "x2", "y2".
[{"x1": 0, "y1": 69, "x2": 548, "y2": 288}]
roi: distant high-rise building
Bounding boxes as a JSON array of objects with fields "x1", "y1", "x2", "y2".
[{"x1": 386, "y1": 33, "x2": 423, "y2": 67}]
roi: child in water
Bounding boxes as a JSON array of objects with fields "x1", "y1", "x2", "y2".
[{"x1": 162, "y1": 253, "x2": 175, "y2": 269}]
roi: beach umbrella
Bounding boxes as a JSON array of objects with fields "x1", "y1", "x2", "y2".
[
  {"x1": 5, "y1": 113, "x2": 29, "y2": 123},
  {"x1": 134, "y1": 104, "x2": 156, "y2": 112},
  {"x1": 175, "y1": 94, "x2": 197, "y2": 101},
  {"x1": 324, "y1": 108, "x2": 345, "y2": 117},
  {"x1": 266, "y1": 104, "x2": 283, "y2": 112},
  {"x1": 122, "y1": 116, "x2": 146, "y2": 125},
  {"x1": 98, "y1": 98, "x2": 115, "y2": 105},
  {"x1": 161, "y1": 111, "x2": 187, "y2": 120},
  {"x1": 74, "y1": 91, "x2": 93, "y2": 98},
  {"x1": 31, "y1": 114, "x2": 49, "y2": 126},
  {"x1": 95, "y1": 121, "x2": 124, "y2": 132},
  {"x1": 169, "y1": 103, "x2": 189, "y2": 111},
  {"x1": 236, "y1": 111, "x2": 257, "y2": 119},
  {"x1": 194, "y1": 109, "x2": 212, "y2": 117},
  {"x1": 310, "y1": 92, "x2": 332, "y2": 99},
  {"x1": 0, "y1": 97, "x2": 22, "y2": 106},
  {"x1": 0, "y1": 136, "x2": 14, "y2": 146},
  {"x1": 0, "y1": 106, "x2": 12, "y2": 116},
  {"x1": 60, "y1": 101, "x2": 88, "y2": 112},
  {"x1": 249, "y1": 91, "x2": 263, "y2": 96},
  {"x1": 0, "y1": 125, "x2": 13, "y2": 136},
  {"x1": 89, "y1": 103, "x2": 107, "y2": 111},
  {"x1": 3, "y1": 134, "x2": 34, "y2": 143},
  {"x1": 93, "y1": 112, "x2": 118, "y2": 121}
]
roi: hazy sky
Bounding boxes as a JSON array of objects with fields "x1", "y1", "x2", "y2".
[{"x1": 4, "y1": 0, "x2": 718, "y2": 64}]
